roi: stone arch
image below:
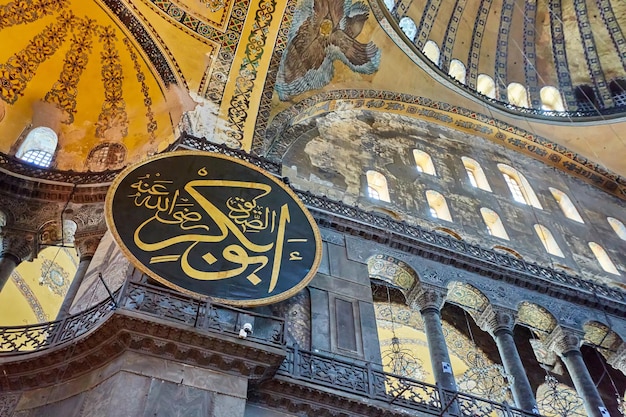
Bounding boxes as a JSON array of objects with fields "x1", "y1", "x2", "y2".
[
  {"x1": 446, "y1": 281, "x2": 490, "y2": 319},
  {"x1": 582, "y1": 321, "x2": 624, "y2": 355},
  {"x1": 367, "y1": 254, "x2": 418, "y2": 296},
  {"x1": 516, "y1": 301, "x2": 557, "y2": 336}
]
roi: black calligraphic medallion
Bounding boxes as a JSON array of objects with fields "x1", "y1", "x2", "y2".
[{"x1": 105, "y1": 151, "x2": 322, "y2": 306}]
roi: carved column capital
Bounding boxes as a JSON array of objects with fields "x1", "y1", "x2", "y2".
[
  {"x1": 407, "y1": 283, "x2": 447, "y2": 313},
  {"x1": 607, "y1": 343, "x2": 626, "y2": 375},
  {"x1": 0, "y1": 229, "x2": 35, "y2": 262},
  {"x1": 477, "y1": 304, "x2": 517, "y2": 336},
  {"x1": 544, "y1": 326, "x2": 583, "y2": 356},
  {"x1": 74, "y1": 231, "x2": 104, "y2": 259}
]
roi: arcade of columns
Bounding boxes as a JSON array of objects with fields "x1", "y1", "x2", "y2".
[{"x1": 1, "y1": 181, "x2": 625, "y2": 417}]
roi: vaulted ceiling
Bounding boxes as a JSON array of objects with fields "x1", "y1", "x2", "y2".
[{"x1": 0, "y1": 0, "x2": 625, "y2": 198}]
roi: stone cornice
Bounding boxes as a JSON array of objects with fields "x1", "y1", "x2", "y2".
[{"x1": 0, "y1": 309, "x2": 286, "y2": 392}]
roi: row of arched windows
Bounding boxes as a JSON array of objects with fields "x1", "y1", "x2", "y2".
[
  {"x1": 365, "y1": 152, "x2": 625, "y2": 275},
  {"x1": 393, "y1": 15, "x2": 567, "y2": 111}
]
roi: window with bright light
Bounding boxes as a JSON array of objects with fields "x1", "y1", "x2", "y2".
[
  {"x1": 366, "y1": 170, "x2": 390, "y2": 202},
  {"x1": 423, "y1": 40, "x2": 440, "y2": 66},
  {"x1": 462, "y1": 157, "x2": 491, "y2": 191},
  {"x1": 588, "y1": 242, "x2": 620, "y2": 275},
  {"x1": 540, "y1": 86, "x2": 565, "y2": 111},
  {"x1": 413, "y1": 149, "x2": 436, "y2": 176},
  {"x1": 507, "y1": 82, "x2": 530, "y2": 108},
  {"x1": 481, "y1": 208, "x2": 509, "y2": 240},
  {"x1": 477, "y1": 74, "x2": 496, "y2": 99},
  {"x1": 498, "y1": 164, "x2": 542, "y2": 209},
  {"x1": 608, "y1": 217, "x2": 626, "y2": 241},
  {"x1": 534, "y1": 225, "x2": 564, "y2": 257},
  {"x1": 399, "y1": 17, "x2": 417, "y2": 41},
  {"x1": 449, "y1": 59, "x2": 466, "y2": 84},
  {"x1": 426, "y1": 190, "x2": 452, "y2": 221},
  {"x1": 383, "y1": 0, "x2": 395, "y2": 10},
  {"x1": 549, "y1": 188, "x2": 583, "y2": 223},
  {"x1": 16, "y1": 126, "x2": 58, "y2": 168}
]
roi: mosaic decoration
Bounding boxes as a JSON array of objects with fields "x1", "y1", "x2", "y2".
[
  {"x1": 45, "y1": 17, "x2": 98, "y2": 123},
  {"x1": 225, "y1": 0, "x2": 277, "y2": 147},
  {"x1": 573, "y1": 0, "x2": 613, "y2": 107},
  {"x1": 199, "y1": 0, "x2": 226, "y2": 12},
  {"x1": 414, "y1": 0, "x2": 441, "y2": 50},
  {"x1": 583, "y1": 321, "x2": 622, "y2": 351},
  {"x1": 367, "y1": 254, "x2": 417, "y2": 291},
  {"x1": 439, "y1": 0, "x2": 467, "y2": 72},
  {"x1": 0, "y1": 0, "x2": 67, "y2": 29},
  {"x1": 0, "y1": 11, "x2": 74, "y2": 104},
  {"x1": 494, "y1": 0, "x2": 514, "y2": 99},
  {"x1": 270, "y1": 289, "x2": 311, "y2": 349},
  {"x1": 258, "y1": 90, "x2": 626, "y2": 200},
  {"x1": 548, "y1": 0, "x2": 576, "y2": 109},
  {"x1": 10, "y1": 270, "x2": 48, "y2": 322},
  {"x1": 446, "y1": 282, "x2": 488, "y2": 315},
  {"x1": 523, "y1": 0, "x2": 540, "y2": 108},
  {"x1": 517, "y1": 301, "x2": 556, "y2": 334},
  {"x1": 40, "y1": 258, "x2": 70, "y2": 297},
  {"x1": 95, "y1": 26, "x2": 128, "y2": 139},
  {"x1": 596, "y1": 0, "x2": 626, "y2": 73},
  {"x1": 123, "y1": 38, "x2": 157, "y2": 142},
  {"x1": 102, "y1": 0, "x2": 180, "y2": 86},
  {"x1": 275, "y1": 0, "x2": 381, "y2": 101}
]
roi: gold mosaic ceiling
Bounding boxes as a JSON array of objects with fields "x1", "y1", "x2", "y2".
[{"x1": 0, "y1": 0, "x2": 625, "y2": 187}]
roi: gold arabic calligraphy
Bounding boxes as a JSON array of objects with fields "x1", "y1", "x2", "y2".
[{"x1": 128, "y1": 170, "x2": 306, "y2": 293}]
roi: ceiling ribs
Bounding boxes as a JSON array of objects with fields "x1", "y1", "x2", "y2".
[
  {"x1": 523, "y1": 0, "x2": 541, "y2": 108},
  {"x1": 574, "y1": 0, "x2": 613, "y2": 107},
  {"x1": 548, "y1": 0, "x2": 576, "y2": 109},
  {"x1": 440, "y1": 0, "x2": 468, "y2": 72},
  {"x1": 416, "y1": 0, "x2": 442, "y2": 50},
  {"x1": 595, "y1": 0, "x2": 626, "y2": 73},
  {"x1": 466, "y1": 0, "x2": 493, "y2": 89},
  {"x1": 494, "y1": 0, "x2": 515, "y2": 100}
]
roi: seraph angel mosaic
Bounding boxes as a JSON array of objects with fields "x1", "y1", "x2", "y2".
[{"x1": 275, "y1": 0, "x2": 381, "y2": 100}]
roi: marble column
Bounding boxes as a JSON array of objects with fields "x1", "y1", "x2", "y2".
[
  {"x1": 477, "y1": 305, "x2": 537, "y2": 412},
  {"x1": 0, "y1": 231, "x2": 34, "y2": 291},
  {"x1": 56, "y1": 233, "x2": 102, "y2": 320},
  {"x1": 408, "y1": 284, "x2": 458, "y2": 392},
  {"x1": 545, "y1": 326, "x2": 608, "y2": 417}
]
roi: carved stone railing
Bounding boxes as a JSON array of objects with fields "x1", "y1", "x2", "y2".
[
  {"x1": 0, "y1": 152, "x2": 121, "y2": 185},
  {"x1": 0, "y1": 281, "x2": 285, "y2": 356},
  {"x1": 278, "y1": 344, "x2": 540, "y2": 417},
  {"x1": 174, "y1": 135, "x2": 626, "y2": 311}
]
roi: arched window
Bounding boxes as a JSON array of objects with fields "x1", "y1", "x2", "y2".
[
  {"x1": 480, "y1": 208, "x2": 509, "y2": 240},
  {"x1": 574, "y1": 85, "x2": 597, "y2": 112},
  {"x1": 534, "y1": 225, "x2": 564, "y2": 257},
  {"x1": 540, "y1": 86, "x2": 565, "y2": 111},
  {"x1": 413, "y1": 149, "x2": 436, "y2": 175},
  {"x1": 423, "y1": 40, "x2": 440, "y2": 66},
  {"x1": 498, "y1": 164, "x2": 542, "y2": 209},
  {"x1": 609, "y1": 79, "x2": 626, "y2": 107},
  {"x1": 549, "y1": 188, "x2": 583, "y2": 223},
  {"x1": 477, "y1": 74, "x2": 496, "y2": 99},
  {"x1": 16, "y1": 127, "x2": 58, "y2": 168},
  {"x1": 607, "y1": 217, "x2": 626, "y2": 241},
  {"x1": 87, "y1": 142, "x2": 127, "y2": 171},
  {"x1": 507, "y1": 82, "x2": 530, "y2": 108},
  {"x1": 588, "y1": 242, "x2": 620, "y2": 275},
  {"x1": 461, "y1": 157, "x2": 491, "y2": 191},
  {"x1": 383, "y1": 0, "x2": 395, "y2": 11},
  {"x1": 426, "y1": 190, "x2": 452, "y2": 221},
  {"x1": 399, "y1": 17, "x2": 417, "y2": 42},
  {"x1": 449, "y1": 59, "x2": 466, "y2": 84},
  {"x1": 366, "y1": 170, "x2": 390, "y2": 202}
]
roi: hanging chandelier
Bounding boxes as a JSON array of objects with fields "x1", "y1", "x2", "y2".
[
  {"x1": 536, "y1": 374, "x2": 586, "y2": 417},
  {"x1": 457, "y1": 351, "x2": 513, "y2": 403},
  {"x1": 381, "y1": 336, "x2": 426, "y2": 380}
]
